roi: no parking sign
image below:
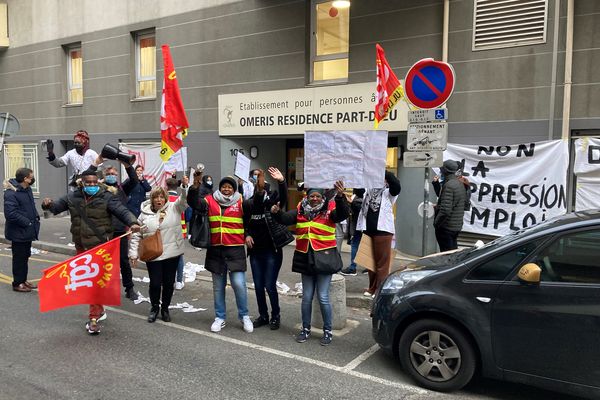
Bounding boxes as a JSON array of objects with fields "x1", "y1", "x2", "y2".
[{"x1": 405, "y1": 58, "x2": 455, "y2": 109}]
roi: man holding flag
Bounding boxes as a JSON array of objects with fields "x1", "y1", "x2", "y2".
[
  {"x1": 374, "y1": 43, "x2": 406, "y2": 128},
  {"x1": 41, "y1": 169, "x2": 141, "y2": 335},
  {"x1": 160, "y1": 44, "x2": 189, "y2": 162}
]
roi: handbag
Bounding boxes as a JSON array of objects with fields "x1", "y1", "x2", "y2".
[
  {"x1": 139, "y1": 212, "x2": 165, "y2": 262},
  {"x1": 189, "y1": 210, "x2": 211, "y2": 248}
]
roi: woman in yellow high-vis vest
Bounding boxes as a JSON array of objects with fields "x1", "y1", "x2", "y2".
[{"x1": 271, "y1": 180, "x2": 349, "y2": 346}]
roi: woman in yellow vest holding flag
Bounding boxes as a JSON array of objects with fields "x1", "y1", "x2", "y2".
[{"x1": 271, "y1": 180, "x2": 349, "y2": 346}]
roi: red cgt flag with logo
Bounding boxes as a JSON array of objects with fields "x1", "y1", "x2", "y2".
[
  {"x1": 38, "y1": 237, "x2": 122, "y2": 312},
  {"x1": 374, "y1": 43, "x2": 406, "y2": 128},
  {"x1": 160, "y1": 44, "x2": 189, "y2": 162}
]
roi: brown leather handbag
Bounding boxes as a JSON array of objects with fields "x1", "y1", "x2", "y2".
[{"x1": 139, "y1": 212, "x2": 165, "y2": 262}]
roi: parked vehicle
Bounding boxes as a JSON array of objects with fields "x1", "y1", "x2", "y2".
[{"x1": 372, "y1": 210, "x2": 600, "y2": 399}]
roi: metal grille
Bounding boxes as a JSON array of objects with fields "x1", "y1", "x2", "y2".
[
  {"x1": 3, "y1": 143, "x2": 39, "y2": 196},
  {"x1": 473, "y1": 0, "x2": 548, "y2": 51}
]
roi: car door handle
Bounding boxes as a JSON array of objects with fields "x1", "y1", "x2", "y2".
[{"x1": 476, "y1": 297, "x2": 491, "y2": 303}]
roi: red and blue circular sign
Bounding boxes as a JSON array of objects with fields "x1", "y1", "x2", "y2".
[{"x1": 404, "y1": 58, "x2": 455, "y2": 109}]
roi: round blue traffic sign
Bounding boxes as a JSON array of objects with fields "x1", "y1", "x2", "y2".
[{"x1": 405, "y1": 58, "x2": 455, "y2": 109}]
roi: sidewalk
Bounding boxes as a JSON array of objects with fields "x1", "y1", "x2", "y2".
[{"x1": 0, "y1": 212, "x2": 418, "y2": 309}]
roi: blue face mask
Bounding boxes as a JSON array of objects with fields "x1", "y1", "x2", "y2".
[
  {"x1": 83, "y1": 186, "x2": 100, "y2": 196},
  {"x1": 206, "y1": 180, "x2": 213, "y2": 187},
  {"x1": 105, "y1": 175, "x2": 117, "y2": 185},
  {"x1": 252, "y1": 175, "x2": 258, "y2": 182}
]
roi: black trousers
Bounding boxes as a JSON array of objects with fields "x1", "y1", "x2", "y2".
[
  {"x1": 114, "y1": 232, "x2": 134, "y2": 290},
  {"x1": 11, "y1": 241, "x2": 32, "y2": 287},
  {"x1": 435, "y1": 227, "x2": 460, "y2": 252},
  {"x1": 146, "y1": 256, "x2": 180, "y2": 309}
]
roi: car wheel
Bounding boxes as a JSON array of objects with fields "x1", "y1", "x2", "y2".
[{"x1": 398, "y1": 319, "x2": 476, "y2": 392}]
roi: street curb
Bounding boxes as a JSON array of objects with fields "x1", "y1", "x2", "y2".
[{"x1": 0, "y1": 236, "x2": 77, "y2": 256}]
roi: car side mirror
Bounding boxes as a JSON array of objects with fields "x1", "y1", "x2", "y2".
[{"x1": 517, "y1": 263, "x2": 542, "y2": 284}]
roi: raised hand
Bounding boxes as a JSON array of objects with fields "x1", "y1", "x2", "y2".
[
  {"x1": 270, "y1": 202, "x2": 281, "y2": 214},
  {"x1": 268, "y1": 167, "x2": 284, "y2": 183},
  {"x1": 334, "y1": 180, "x2": 345, "y2": 195}
]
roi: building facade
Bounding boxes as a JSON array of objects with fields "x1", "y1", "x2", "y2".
[{"x1": 0, "y1": 0, "x2": 598, "y2": 255}]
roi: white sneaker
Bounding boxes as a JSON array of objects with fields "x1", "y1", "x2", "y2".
[
  {"x1": 174, "y1": 281, "x2": 184, "y2": 290},
  {"x1": 363, "y1": 291, "x2": 372, "y2": 297},
  {"x1": 242, "y1": 316, "x2": 254, "y2": 333},
  {"x1": 211, "y1": 318, "x2": 226, "y2": 332}
]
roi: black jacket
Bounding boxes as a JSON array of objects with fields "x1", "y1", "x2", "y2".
[
  {"x1": 122, "y1": 171, "x2": 151, "y2": 217},
  {"x1": 276, "y1": 195, "x2": 350, "y2": 275},
  {"x1": 434, "y1": 174, "x2": 466, "y2": 232},
  {"x1": 3, "y1": 179, "x2": 40, "y2": 242},
  {"x1": 44, "y1": 187, "x2": 137, "y2": 250}
]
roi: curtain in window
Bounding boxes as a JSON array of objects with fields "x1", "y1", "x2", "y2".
[
  {"x1": 138, "y1": 36, "x2": 156, "y2": 97},
  {"x1": 69, "y1": 49, "x2": 83, "y2": 103}
]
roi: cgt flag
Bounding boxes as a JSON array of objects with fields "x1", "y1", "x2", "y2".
[
  {"x1": 160, "y1": 44, "x2": 189, "y2": 162},
  {"x1": 374, "y1": 43, "x2": 406, "y2": 128},
  {"x1": 38, "y1": 237, "x2": 122, "y2": 313}
]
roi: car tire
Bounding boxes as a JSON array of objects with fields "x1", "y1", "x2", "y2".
[{"x1": 398, "y1": 318, "x2": 476, "y2": 392}]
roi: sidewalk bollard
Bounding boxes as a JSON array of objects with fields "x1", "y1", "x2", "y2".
[{"x1": 310, "y1": 273, "x2": 347, "y2": 330}]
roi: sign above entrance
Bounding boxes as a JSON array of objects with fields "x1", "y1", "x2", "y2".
[
  {"x1": 218, "y1": 82, "x2": 409, "y2": 136},
  {"x1": 405, "y1": 59, "x2": 455, "y2": 109}
]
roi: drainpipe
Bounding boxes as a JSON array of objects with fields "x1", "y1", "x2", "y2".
[
  {"x1": 548, "y1": 0, "x2": 561, "y2": 140},
  {"x1": 561, "y1": 0, "x2": 574, "y2": 141},
  {"x1": 442, "y1": 0, "x2": 449, "y2": 62}
]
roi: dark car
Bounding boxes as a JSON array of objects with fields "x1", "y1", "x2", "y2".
[{"x1": 372, "y1": 210, "x2": 600, "y2": 399}]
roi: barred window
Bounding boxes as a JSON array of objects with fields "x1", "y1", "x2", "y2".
[
  {"x1": 473, "y1": 0, "x2": 548, "y2": 51},
  {"x1": 3, "y1": 144, "x2": 39, "y2": 196}
]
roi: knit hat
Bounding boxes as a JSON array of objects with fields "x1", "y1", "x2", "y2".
[
  {"x1": 219, "y1": 176, "x2": 238, "y2": 192},
  {"x1": 80, "y1": 168, "x2": 98, "y2": 177},
  {"x1": 441, "y1": 160, "x2": 460, "y2": 175},
  {"x1": 306, "y1": 188, "x2": 324, "y2": 197}
]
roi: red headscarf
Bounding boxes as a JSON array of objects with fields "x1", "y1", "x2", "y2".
[{"x1": 74, "y1": 130, "x2": 90, "y2": 154}]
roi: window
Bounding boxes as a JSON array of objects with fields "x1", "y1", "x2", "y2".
[
  {"x1": 67, "y1": 46, "x2": 83, "y2": 104},
  {"x1": 473, "y1": 0, "x2": 548, "y2": 51},
  {"x1": 135, "y1": 32, "x2": 156, "y2": 98},
  {"x1": 530, "y1": 230, "x2": 600, "y2": 284},
  {"x1": 310, "y1": 0, "x2": 350, "y2": 83},
  {"x1": 3, "y1": 144, "x2": 39, "y2": 196},
  {"x1": 467, "y1": 240, "x2": 543, "y2": 281}
]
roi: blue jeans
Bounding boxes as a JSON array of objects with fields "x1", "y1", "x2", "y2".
[
  {"x1": 250, "y1": 248, "x2": 283, "y2": 319},
  {"x1": 212, "y1": 271, "x2": 249, "y2": 320},
  {"x1": 301, "y1": 273, "x2": 333, "y2": 332},
  {"x1": 176, "y1": 255, "x2": 184, "y2": 283},
  {"x1": 349, "y1": 231, "x2": 362, "y2": 272}
]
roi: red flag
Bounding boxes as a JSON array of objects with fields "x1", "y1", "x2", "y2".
[
  {"x1": 160, "y1": 44, "x2": 189, "y2": 162},
  {"x1": 38, "y1": 237, "x2": 122, "y2": 312},
  {"x1": 374, "y1": 44, "x2": 405, "y2": 128}
]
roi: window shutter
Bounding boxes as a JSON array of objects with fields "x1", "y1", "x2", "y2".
[{"x1": 473, "y1": 0, "x2": 548, "y2": 51}]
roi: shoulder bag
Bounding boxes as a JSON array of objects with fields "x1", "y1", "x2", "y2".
[{"x1": 139, "y1": 211, "x2": 165, "y2": 262}]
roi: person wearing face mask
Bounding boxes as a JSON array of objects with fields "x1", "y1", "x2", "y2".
[
  {"x1": 42, "y1": 169, "x2": 140, "y2": 335},
  {"x1": 239, "y1": 169, "x2": 259, "y2": 200},
  {"x1": 3, "y1": 168, "x2": 41, "y2": 292},
  {"x1": 433, "y1": 160, "x2": 467, "y2": 252},
  {"x1": 122, "y1": 165, "x2": 152, "y2": 217},
  {"x1": 271, "y1": 181, "x2": 349, "y2": 346},
  {"x1": 86, "y1": 156, "x2": 140, "y2": 300},
  {"x1": 46, "y1": 130, "x2": 98, "y2": 187}
]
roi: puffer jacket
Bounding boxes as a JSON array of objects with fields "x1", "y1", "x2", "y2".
[
  {"x1": 45, "y1": 187, "x2": 137, "y2": 249},
  {"x1": 434, "y1": 174, "x2": 466, "y2": 232},
  {"x1": 3, "y1": 179, "x2": 40, "y2": 242},
  {"x1": 129, "y1": 190, "x2": 188, "y2": 261}
]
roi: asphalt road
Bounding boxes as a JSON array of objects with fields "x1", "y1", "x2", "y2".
[{"x1": 0, "y1": 244, "x2": 584, "y2": 400}]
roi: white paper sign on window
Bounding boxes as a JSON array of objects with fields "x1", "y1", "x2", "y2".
[
  {"x1": 444, "y1": 140, "x2": 569, "y2": 236},
  {"x1": 304, "y1": 130, "x2": 387, "y2": 189}
]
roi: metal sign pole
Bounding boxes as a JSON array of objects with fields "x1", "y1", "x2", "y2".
[{"x1": 422, "y1": 167, "x2": 430, "y2": 256}]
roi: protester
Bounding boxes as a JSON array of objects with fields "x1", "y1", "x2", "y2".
[
  {"x1": 189, "y1": 174, "x2": 253, "y2": 333},
  {"x1": 356, "y1": 171, "x2": 401, "y2": 298},
  {"x1": 46, "y1": 130, "x2": 98, "y2": 187},
  {"x1": 3, "y1": 168, "x2": 40, "y2": 292},
  {"x1": 129, "y1": 179, "x2": 188, "y2": 323},
  {"x1": 122, "y1": 164, "x2": 152, "y2": 217},
  {"x1": 433, "y1": 160, "x2": 467, "y2": 252},
  {"x1": 87, "y1": 156, "x2": 139, "y2": 301},
  {"x1": 239, "y1": 169, "x2": 260, "y2": 200},
  {"x1": 166, "y1": 177, "x2": 187, "y2": 290},
  {"x1": 42, "y1": 169, "x2": 140, "y2": 335},
  {"x1": 243, "y1": 167, "x2": 291, "y2": 330},
  {"x1": 272, "y1": 181, "x2": 349, "y2": 346},
  {"x1": 340, "y1": 188, "x2": 365, "y2": 276}
]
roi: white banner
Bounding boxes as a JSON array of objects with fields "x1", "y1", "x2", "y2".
[
  {"x1": 576, "y1": 176, "x2": 600, "y2": 211},
  {"x1": 119, "y1": 143, "x2": 187, "y2": 188},
  {"x1": 574, "y1": 137, "x2": 600, "y2": 175},
  {"x1": 444, "y1": 140, "x2": 569, "y2": 236},
  {"x1": 304, "y1": 130, "x2": 387, "y2": 189}
]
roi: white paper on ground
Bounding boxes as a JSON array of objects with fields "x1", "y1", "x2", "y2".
[
  {"x1": 134, "y1": 292, "x2": 150, "y2": 304},
  {"x1": 276, "y1": 281, "x2": 290, "y2": 294}
]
